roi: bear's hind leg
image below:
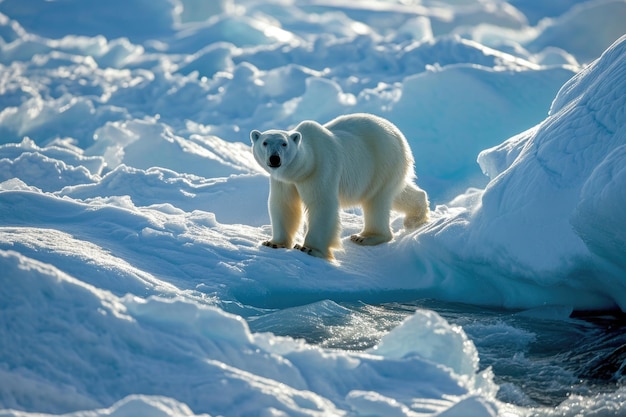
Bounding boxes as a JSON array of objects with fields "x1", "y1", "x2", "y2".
[
  {"x1": 351, "y1": 197, "x2": 393, "y2": 246},
  {"x1": 392, "y1": 183, "x2": 429, "y2": 229}
]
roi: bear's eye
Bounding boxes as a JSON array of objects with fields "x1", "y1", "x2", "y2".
[
  {"x1": 262, "y1": 142, "x2": 267, "y2": 147},
  {"x1": 281, "y1": 143, "x2": 287, "y2": 147}
]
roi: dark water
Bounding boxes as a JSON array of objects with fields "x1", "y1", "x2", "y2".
[{"x1": 247, "y1": 298, "x2": 626, "y2": 408}]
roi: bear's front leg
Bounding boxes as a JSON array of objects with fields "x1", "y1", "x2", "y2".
[
  {"x1": 264, "y1": 179, "x2": 302, "y2": 249},
  {"x1": 299, "y1": 195, "x2": 341, "y2": 260}
]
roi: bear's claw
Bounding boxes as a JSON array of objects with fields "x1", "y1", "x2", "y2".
[
  {"x1": 262, "y1": 241, "x2": 287, "y2": 249},
  {"x1": 350, "y1": 234, "x2": 365, "y2": 244},
  {"x1": 350, "y1": 233, "x2": 391, "y2": 246},
  {"x1": 293, "y1": 243, "x2": 313, "y2": 255}
]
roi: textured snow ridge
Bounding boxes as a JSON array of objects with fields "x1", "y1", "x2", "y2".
[
  {"x1": 0, "y1": 249, "x2": 503, "y2": 416},
  {"x1": 473, "y1": 34, "x2": 626, "y2": 310}
]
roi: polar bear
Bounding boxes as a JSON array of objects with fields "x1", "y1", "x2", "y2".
[{"x1": 250, "y1": 113, "x2": 429, "y2": 260}]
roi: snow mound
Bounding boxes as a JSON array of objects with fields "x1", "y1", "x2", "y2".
[
  {"x1": 470, "y1": 34, "x2": 626, "y2": 309},
  {"x1": 0, "y1": 249, "x2": 503, "y2": 416}
]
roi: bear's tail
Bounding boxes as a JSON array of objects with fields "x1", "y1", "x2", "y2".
[{"x1": 393, "y1": 182, "x2": 430, "y2": 229}]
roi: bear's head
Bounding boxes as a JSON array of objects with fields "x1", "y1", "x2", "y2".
[{"x1": 250, "y1": 129, "x2": 301, "y2": 175}]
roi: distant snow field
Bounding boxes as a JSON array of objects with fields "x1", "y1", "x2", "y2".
[{"x1": 1, "y1": 0, "x2": 625, "y2": 416}]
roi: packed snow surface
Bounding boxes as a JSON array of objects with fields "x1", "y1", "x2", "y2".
[{"x1": 1, "y1": 0, "x2": 625, "y2": 416}]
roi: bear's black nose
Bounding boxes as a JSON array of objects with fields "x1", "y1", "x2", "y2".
[{"x1": 268, "y1": 155, "x2": 281, "y2": 168}]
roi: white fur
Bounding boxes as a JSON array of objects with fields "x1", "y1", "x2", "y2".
[{"x1": 251, "y1": 113, "x2": 429, "y2": 260}]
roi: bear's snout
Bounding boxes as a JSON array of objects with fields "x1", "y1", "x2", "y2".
[{"x1": 268, "y1": 154, "x2": 281, "y2": 168}]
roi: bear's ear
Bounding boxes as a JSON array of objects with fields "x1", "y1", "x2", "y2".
[
  {"x1": 290, "y1": 132, "x2": 302, "y2": 145},
  {"x1": 250, "y1": 130, "x2": 262, "y2": 143}
]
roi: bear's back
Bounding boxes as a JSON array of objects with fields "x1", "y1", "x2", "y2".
[
  {"x1": 326, "y1": 114, "x2": 412, "y2": 204},
  {"x1": 325, "y1": 114, "x2": 410, "y2": 163},
  {"x1": 325, "y1": 114, "x2": 403, "y2": 143}
]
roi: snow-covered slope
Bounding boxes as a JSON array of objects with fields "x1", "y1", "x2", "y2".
[
  {"x1": 449, "y1": 34, "x2": 626, "y2": 310},
  {"x1": 0, "y1": 256, "x2": 501, "y2": 415}
]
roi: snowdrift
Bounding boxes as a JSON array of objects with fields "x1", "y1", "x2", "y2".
[
  {"x1": 1, "y1": 249, "x2": 503, "y2": 416},
  {"x1": 474, "y1": 34, "x2": 626, "y2": 310}
]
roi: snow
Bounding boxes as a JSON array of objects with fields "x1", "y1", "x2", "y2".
[
  {"x1": 471, "y1": 34, "x2": 626, "y2": 309},
  {"x1": 1, "y1": 249, "x2": 499, "y2": 416},
  {"x1": 0, "y1": 0, "x2": 625, "y2": 416}
]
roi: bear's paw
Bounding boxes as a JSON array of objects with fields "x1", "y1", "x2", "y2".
[
  {"x1": 350, "y1": 234, "x2": 392, "y2": 246},
  {"x1": 293, "y1": 243, "x2": 313, "y2": 255},
  {"x1": 262, "y1": 241, "x2": 288, "y2": 249},
  {"x1": 294, "y1": 244, "x2": 329, "y2": 259}
]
